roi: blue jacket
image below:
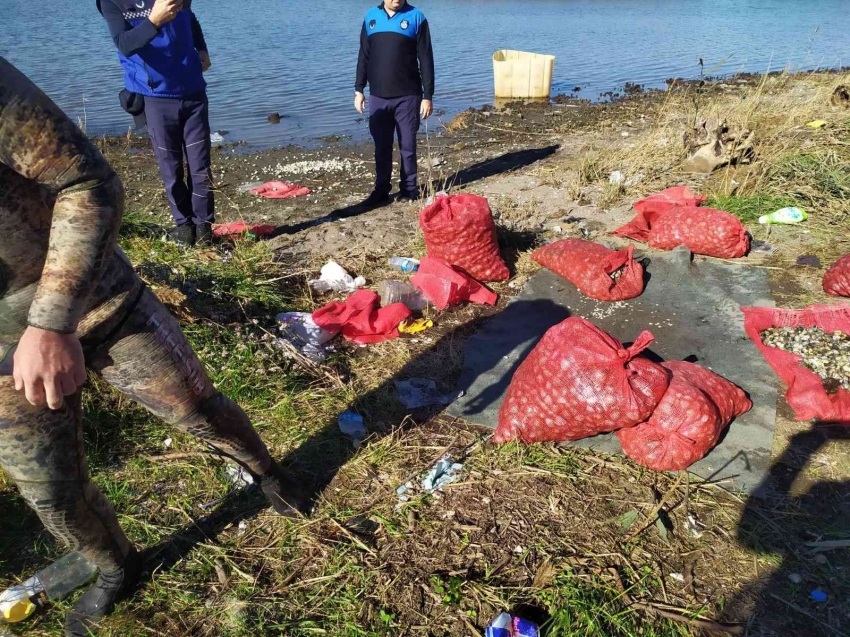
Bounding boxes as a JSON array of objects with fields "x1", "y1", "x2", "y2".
[{"x1": 99, "y1": 0, "x2": 206, "y2": 98}]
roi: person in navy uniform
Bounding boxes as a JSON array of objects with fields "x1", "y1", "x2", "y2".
[
  {"x1": 98, "y1": 0, "x2": 215, "y2": 247},
  {"x1": 355, "y1": 0, "x2": 435, "y2": 207}
]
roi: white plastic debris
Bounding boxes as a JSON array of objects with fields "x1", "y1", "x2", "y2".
[
  {"x1": 276, "y1": 312, "x2": 337, "y2": 361},
  {"x1": 669, "y1": 573, "x2": 685, "y2": 583},
  {"x1": 421, "y1": 455, "x2": 464, "y2": 491},
  {"x1": 789, "y1": 573, "x2": 803, "y2": 584},
  {"x1": 338, "y1": 411, "x2": 366, "y2": 447},
  {"x1": 394, "y1": 378, "x2": 463, "y2": 409},
  {"x1": 237, "y1": 181, "x2": 264, "y2": 193},
  {"x1": 425, "y1": 190, "x2": 448, "y2": 205},
  {"x1": 309, "y1": 261, "x2": 366, "y2": 294},
  {"x1": 163, "y1": 437, "x2": 173, "y2": 450},
  {"x1": 210, "y1": 132, "x2": 225, "y2": 145},
  {"x1": 609, "y1": 171, "x2": 625, "y2": 186},
  {"x1": 685, "y1": 514, "x2": 704, "y2": 539},
  {"x1": 224, "y1": 464, "x2": 254, "y2": 487},
  {"x1": 397, "y1": 454, "x2": 464, "y2": 504}
]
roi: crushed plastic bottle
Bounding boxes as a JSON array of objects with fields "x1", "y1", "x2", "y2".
[
  {"x1": 377, "y1": 281, "x2": 429, "y2": 311},
  {"x1": 759, "y1": 207, "x2": 807, "y2": 225},
  {"x1": 388, "y1": 257, "x2": 420, "y2": 273},
  {"x1": 0, "y1": 553, "x2": 96, "y2": 623}
]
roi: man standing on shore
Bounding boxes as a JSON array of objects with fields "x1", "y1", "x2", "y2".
[
  {"x1": 97, "y1": 0, "x2": 216, "y2": 247},
  {"x1": 355, "y1": 0, "x2": 435, "y2": 207},
  {"x1": 0, "y1": 57, "x2": 306, "y2": 637}
]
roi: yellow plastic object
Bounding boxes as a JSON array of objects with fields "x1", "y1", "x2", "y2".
[
  {"x1": 398, "y1": 318, "x2": 433, "y2": 335},
  {"x1": 493, "y1": 49, "x2": 555, "y2": 99},
  {"x1": 1, "y1": 596, "x2": 36, "y2": 623},
  {"x1": 807, "y1": 120, "x2": 827, "y2": 128}
]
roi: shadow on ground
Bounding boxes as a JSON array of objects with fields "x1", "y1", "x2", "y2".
[{"x1": 725, "y1": 423, "x2": 850, "y2": 635}]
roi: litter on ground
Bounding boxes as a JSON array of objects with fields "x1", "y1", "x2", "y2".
[{"x1": 309, "y1": 261, "x2": 367, "y2": 294}]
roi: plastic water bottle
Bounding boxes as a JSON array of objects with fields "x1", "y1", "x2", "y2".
[
  {"x1": 0, "y1": 553, "x2": 96, "y2": 623},
  {"x1": 378, "y1": 281, "x2": 429, "y2": 311},
  {"x1": 759, "y1": 206, "x2": 807, "y2": 225},
  {"x1": 388, "y1": 257, "x2": 419, "y2": 273}
]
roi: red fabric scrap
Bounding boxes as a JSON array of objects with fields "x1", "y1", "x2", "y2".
[
  {"x1": 250, "y1": 181, "x2": 312, "y2": 199},
  {"x1": 743, "y1": 304, "x2": 850, "y2": 422},
  {"x1": 212, "y1": 221, "x2": 277, "y2": 238},
  {"x1": 409, "y1": 257, "x2": 498, "y2": 310},
  {"x1": 312, "y1": 289, "x2": 411, "y2": 345}
]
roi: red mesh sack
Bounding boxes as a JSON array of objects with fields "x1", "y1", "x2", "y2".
[
  {"x1": 743, "y1": 304, "x2": 850, "y2": 422},
  {"x1": 614, "y1": 206, "x2": 749, "y2": 258},
  {"x1": 634, "y1": 186, "x2": 707, "y2": 216},
  {"x1": 617, "y1": 361, "x2": 752, "y2": 471},
  {"x1": 531, "y1": 239, "x2": 645, "y2": 301},
  {"x1": 419, "y1": 194, "x2": 509, "y2": 282},
  {"x1": 495, "y1": 318, "x2": 671, "y2": 444},
  {"x1": 823, "y1": 255, "x2": 850, "y2": 297}
]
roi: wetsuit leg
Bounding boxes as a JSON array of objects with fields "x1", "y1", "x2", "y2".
[
  {"x1": 88, "y1": 288, "x2": 273, "y2": 475},
  {"x1": 369, "y1": 95, "x2": 395, "y2": 197},
  {"x1": 145, "y1": 96, "x2": 194, "y2": 227},
  {"x1": 182, "y1": 94, "x2": 215, "y2": 226},
  {"x1": 0, "y1": 380, "x2": 131, "y2": 572},
  {"x1": 394, "y1": 96, "x2": 421, "y2": 196}
]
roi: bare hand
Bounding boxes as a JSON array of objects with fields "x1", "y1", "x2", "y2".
[
  {"x1": 199, "y1": 50, "x2": 211, "y2": 72},
  {"x1": 13, "y1": 327, "x2": 86, "y2": 410},
  {"x1": 420, "y1": 99, "x2": 433, "y2": 120},
  {"x1": 149, "y1": 0, "x2": 183, "y2": 28},
  {"x1": 354, "y1": 92, "x2": 366, "y2": 115}
]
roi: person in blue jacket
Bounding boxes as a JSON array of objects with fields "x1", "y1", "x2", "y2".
[
  {"x1": 355, "y1": 0, "x2": 435, "y2": 208},
  {"x1": 98, "y1": 0, "x2": 215, "y2": 247}
]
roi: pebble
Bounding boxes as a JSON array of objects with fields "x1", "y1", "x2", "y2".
[{"x1": 789, "y1": 573, "x2": 803, "y2": 584}]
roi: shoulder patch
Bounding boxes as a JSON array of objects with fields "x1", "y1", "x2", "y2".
[
  {"x1": 369, "y1": 19, "x2": 377, "y2": 29},
  {"x1": 400, "y1": 19, "x2": 409, "y2": 29}
]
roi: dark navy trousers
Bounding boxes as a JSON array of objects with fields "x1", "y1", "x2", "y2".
[
  {"x1": 369, "y1": 95, "x2": 421, "y2": 196},
  {"x1": 145, "y1": 93, "x2": 215, "y2": 227}
]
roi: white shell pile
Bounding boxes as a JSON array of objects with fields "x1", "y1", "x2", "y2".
[{"x1": 761, "y1": 326, "x2": 850, "y2": 393}]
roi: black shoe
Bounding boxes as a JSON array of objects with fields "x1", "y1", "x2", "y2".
[
  {"x1": 396, "y1": 191, "x2": 421, "y2": 204},
  {"x1": 360, "y1": 191, "x2": 391, "y2": 210},
  {"x1": 195, "y1": 222, "x2": 214, "y2": 248},
  {"x1": 260, "y1": 463, "x2": 309, "y2": 518},
  {"x1": 168, "y1": 224, "x2": 195, "y2": 247},
  {"x1": 65, "y1": 549, "x2": 141, "y2": 637}
]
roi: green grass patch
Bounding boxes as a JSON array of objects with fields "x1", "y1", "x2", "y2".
[{"x1": 706, "y1": 193, "x2": 797, "y2": 224}]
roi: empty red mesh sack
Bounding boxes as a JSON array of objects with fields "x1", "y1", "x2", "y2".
[
  {"x1": 494, "y1": 318, "x2": 670, "y2": 444},
  {"x1": 823, "y1": 255, "x2": 850, "y2": 297},
  {"x1": 250, "y1": 181, "x2": 311, "y2": 199},
  {"x1": 409, "y1": 257, "x2": 497, "y2": 310},
  {"x1": 617, "y1": 361, "x2": 752, "y2": 471},
  {"x1": 419, "y1": 194, "x2": 509, "y2": 282},
  {"x1": 213, "y1": 221, "x2": 276, "y2": 238},
  {"x1": 532, "y1": 239, "x2": 645, "y2": 301},
  {"x1": 743, "y1": 304, "x2": 850, "y2": 422}
]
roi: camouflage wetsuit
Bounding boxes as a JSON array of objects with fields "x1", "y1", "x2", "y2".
[{"x1": 0, "y1": 57, "x2": 274, "y2": 572}]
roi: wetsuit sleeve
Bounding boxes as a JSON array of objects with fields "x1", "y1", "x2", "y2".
[
  {"x1": 355, "y1": 23, "x2": 369, "y2": 93},
  {"x1": 100, "y1": 0, "x2": 159, "y2": 58},
  {"x1": 191, "y1": 12, "x2": 208, "y2": 52},
  {"x1": 418, "y1": 19, "x2": 434, "y2": 100},
  {"x1": 0, "y1": 58, "x2": 124, "y2": 334}
]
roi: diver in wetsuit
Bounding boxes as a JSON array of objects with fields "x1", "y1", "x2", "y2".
[{"x1": 0, "y1": 57, "x2": 306, "y2": 636}]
